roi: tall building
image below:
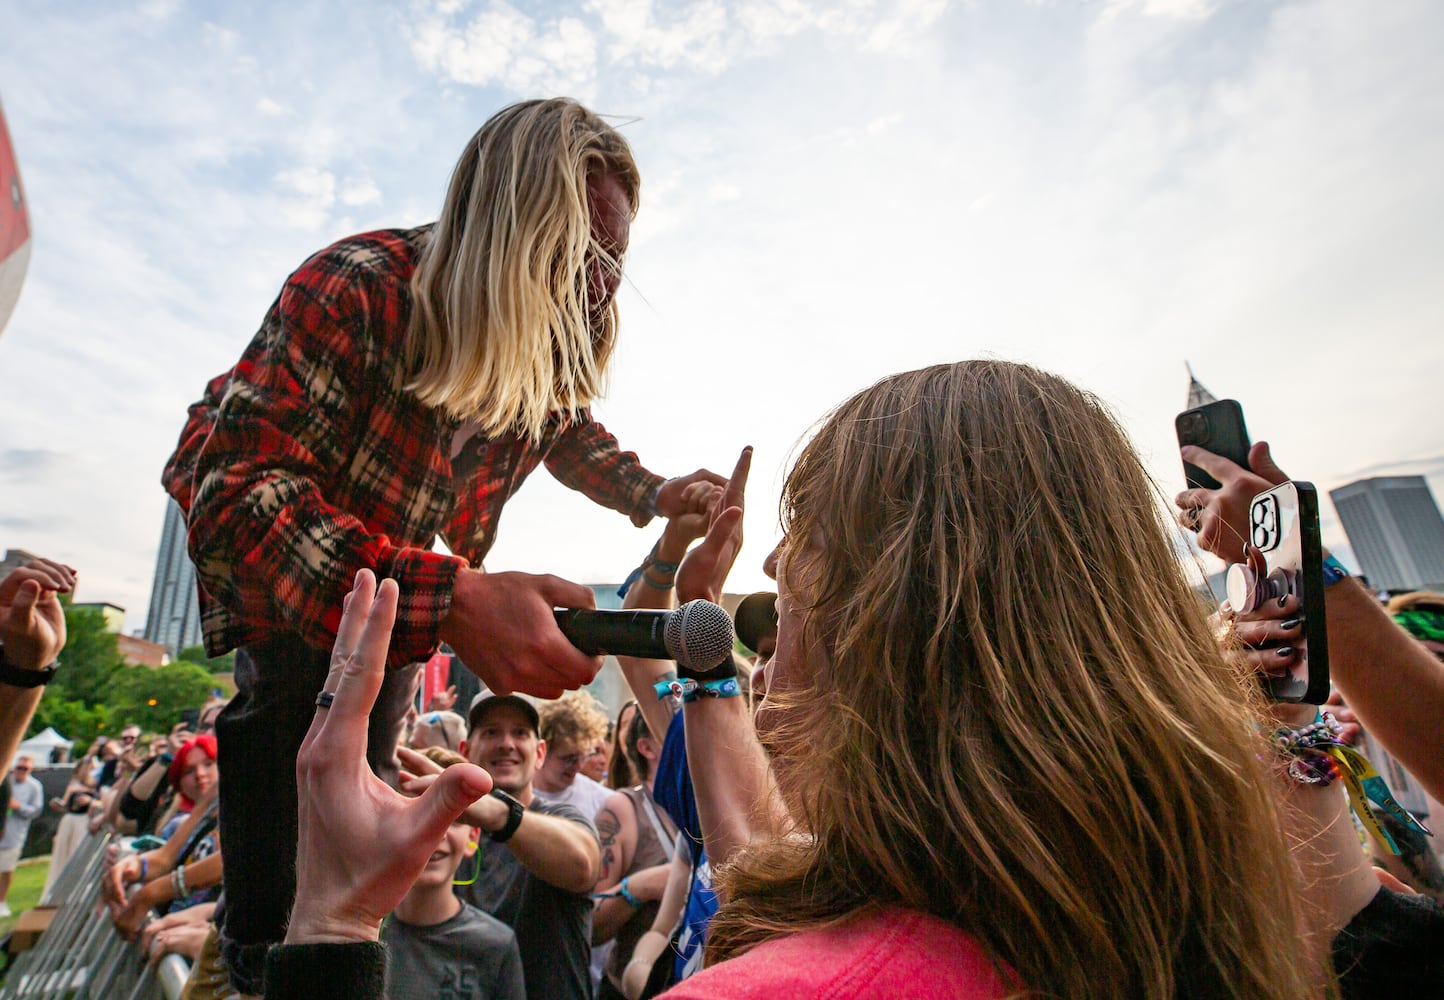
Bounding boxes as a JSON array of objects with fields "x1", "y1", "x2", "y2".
[
  {"x1": 1184, "y1": 362, "x2": 1218, "y2": 409},
  {"x1": 1330, "y1": 476, "x2": 1444, "y2": 591},
  {"x1": 143, "y1": 499, "x2": 203, "y2": 654}
]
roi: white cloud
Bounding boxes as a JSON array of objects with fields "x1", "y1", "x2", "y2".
[
  {"x1": 340, "y1": 177, "x2": 382, "y2": 206},
  {"x1": 1102, "y1": 0, "x2": 1217, "y2": 21},
  {"x1": 407, "y1": 0, "x2": 959, "y2": 95},
  {"x1": 409, "y1": 1, "x2": 599, "y2": 97}
]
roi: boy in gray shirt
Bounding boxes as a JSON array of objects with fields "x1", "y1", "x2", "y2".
[{"x1": 383, "y1": 748, "x2": 524, "y2": 1000}]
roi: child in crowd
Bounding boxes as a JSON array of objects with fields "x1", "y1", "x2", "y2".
[{"x1": 381, "y1": 746, "x2": 525, "y2": 1000}]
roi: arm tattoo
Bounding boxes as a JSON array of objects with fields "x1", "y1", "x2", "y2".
[{"x1": 597, "y1": 807, "x2": 622, "y2": 878}]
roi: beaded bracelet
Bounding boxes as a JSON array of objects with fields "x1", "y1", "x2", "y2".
[
  {"x1": 1274, "y1": 711, "x2": 1344, "y2": 753},
  {"x1": 171, "y1": 866, "x2": 188, "y2": 900},
  {"x1": 1274, "y1": 711, "x2": 1346, "y2": 786}
]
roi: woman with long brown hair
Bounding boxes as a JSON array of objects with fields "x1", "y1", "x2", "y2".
[{"x1": 673, "y1": 360, "x2": 1322, "y2": 998}]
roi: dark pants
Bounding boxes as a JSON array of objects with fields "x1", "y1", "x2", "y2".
[{"x1": 215, "y1": 634, "x2": 420, "y2": 995}]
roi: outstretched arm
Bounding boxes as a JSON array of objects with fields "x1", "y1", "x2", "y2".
[
  {"x1": 0, "y1": 558, "x2": 73, "y2": 775},
  {"x1": 399, "y1": 745, "x2": 599, "y2": 895},
  {"x1": 675, "y1": 449, "x2": 786, "y2": 868}
]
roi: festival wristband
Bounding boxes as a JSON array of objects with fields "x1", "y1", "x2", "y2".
[
  {"x1": 1321, "y1": 554, "x2": 1350, "y2": 588},
  {"x1": 687, "y1": 677, "x2": 741, "y2": 702}
]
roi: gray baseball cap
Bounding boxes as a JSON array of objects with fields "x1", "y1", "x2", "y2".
[{"x1": 467, "y1": 687, "x2": 540, "y2": 734}]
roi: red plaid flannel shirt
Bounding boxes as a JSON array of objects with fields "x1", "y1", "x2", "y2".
[{"x1": 162, "y1": 226, "x2": 664, "y2": 667}]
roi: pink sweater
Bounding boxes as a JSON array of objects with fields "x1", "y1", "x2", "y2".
[{"x1": 659, "y1": 907, "x2": 1015, "y2": 999}]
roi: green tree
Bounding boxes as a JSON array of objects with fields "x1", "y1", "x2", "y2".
[
  {"x1": 25, "y1": 603, "x2": 125, "y2": 741},
  {"x1": 106, "y1": 660, "x2": 218, "y2": 733},
  {"x1": 50, "y1": 603, "x2": 124, "y2": 706},
  {"x1": 177, "y1": 644, "x2": 235, "y2": 674},
  {"x1": 28, "y1": 691, "x2": 111, "y2": 744}
]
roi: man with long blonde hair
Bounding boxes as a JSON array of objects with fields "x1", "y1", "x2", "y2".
[{"x1": 161, "y1": 97, "x2": 723, "y2": 994}]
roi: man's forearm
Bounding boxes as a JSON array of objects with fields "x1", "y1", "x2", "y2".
[
  {"x1": 0, "y1": 686, "x2": 43, "y2": 777},
  {"x1": 466, "y1": 796, "x2": 599, "y2": 895},
  {"x1": 543, "y1": 414, "x2": 665, "y2": 523},
  {"x1": 1326, "y1": 578, "x2": 1444, "y2": 799},
  {"x1": 509, "y1": 810, "x2": 599, "y2": 894}
]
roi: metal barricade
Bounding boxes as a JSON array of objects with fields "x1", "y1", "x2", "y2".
[{"x1": 2, "y1": 832, "x2": 193, "y2": 1000}]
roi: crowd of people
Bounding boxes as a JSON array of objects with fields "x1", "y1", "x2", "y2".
[{"x1": 2, "y1": 95, "x2": 1443, "y2": 1000}]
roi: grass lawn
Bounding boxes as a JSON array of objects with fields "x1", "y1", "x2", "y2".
[{"x1": 0, "y1": 856, "x2": 51, "y2": 940}]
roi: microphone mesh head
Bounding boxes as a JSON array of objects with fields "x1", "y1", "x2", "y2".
[{"x1": 665, "y1": 600, "x2": 737, "y2": 671}]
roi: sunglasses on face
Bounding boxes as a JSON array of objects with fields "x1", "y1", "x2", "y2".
[
  {"x1": 554, "y1": 749, "x2": 601, "y2": 769},
  {"x1": 425, "y1": 713, "x2": 454, "y2": 748}
]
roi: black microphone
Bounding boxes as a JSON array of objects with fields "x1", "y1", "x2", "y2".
[{"x1": 552, "y1": 600, "x2": 735, "y2": 671}]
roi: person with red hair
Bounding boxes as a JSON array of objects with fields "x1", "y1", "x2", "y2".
[
  {"x1": 108, "y1": 734, "x2": 223, "y2": 939},
  {"x1": 163, "y1": 734, "x2": 217, "y2": 832}
]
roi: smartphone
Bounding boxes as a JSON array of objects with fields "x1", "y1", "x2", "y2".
[
  {"x1": 178, "y1": 707, "x2": 201, "y2": 730},
  {"x1": 1175, "y1": 399, "x2": 1251, "y2": 490},
  {"x1": 1225, "y1": 482, "x2": 1330, "y2": 704}
]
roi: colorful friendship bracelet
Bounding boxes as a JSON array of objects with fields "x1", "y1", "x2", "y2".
[{"x1": 1272, "y1": 709, "x2": 1431, "y2": 853}]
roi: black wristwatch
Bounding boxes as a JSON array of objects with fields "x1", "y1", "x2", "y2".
[
  {"x1": 488, "y1": 789, "x2": 525, "y2": 843},
  {"x1": 0, "y1": 643, "x2": 58, "y2": 688}
]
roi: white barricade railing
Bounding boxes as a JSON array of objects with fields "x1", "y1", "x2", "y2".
[{"x1": 1, "y1": 832, "x2": 192, "y2": 1000}]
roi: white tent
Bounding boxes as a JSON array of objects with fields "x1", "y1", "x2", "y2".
[{"x1": 16, "y1": 726, "x2": 74, "y2": 764}]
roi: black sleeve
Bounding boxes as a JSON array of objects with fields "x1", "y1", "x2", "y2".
[
  {"x1": 263, "y1": 941, "x2": 386, "y2": 1000},
  {"x1": 1333, "y1": 886, "x2": 1444, "y2": 999}
]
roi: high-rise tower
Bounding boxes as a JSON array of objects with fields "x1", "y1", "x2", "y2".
[
  {"x1": 1330, "y1": 476, "x2": 1444, "y2": 591},
  {"x1": 143, "y1": 499, "x2": 204, "y2": 654}
]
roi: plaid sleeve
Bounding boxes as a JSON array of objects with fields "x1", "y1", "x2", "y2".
[
  {"x1": 543, "y1": 411, "x2": 665, "y2": 527},
  {"x1": 161, "y1": 367, "x2": 235, "y2": 514},
  {"x1": 187, "y1": 257, "x2": 462, "y2": 666}
]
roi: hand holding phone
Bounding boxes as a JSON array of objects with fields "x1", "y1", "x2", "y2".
[
  {"x1": 1224, "y1": 482, "x2": 1330, "y2": 704},
  {"x1": 1175, "y1": 400, "x2": 1251, "y2": 490}
]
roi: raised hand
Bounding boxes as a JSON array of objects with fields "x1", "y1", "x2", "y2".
[
  {"x1": 677, "y1": 447, "x2": 751, "y2": 605},
  {"x1": 285, "y1": 570, "x2": 493, "y2": 945},
  {"x1": 0, "y1": 557, "x2": 74, "y2": 671},
  {"x1": 654, "y1": 469, "x2": 729, "y2": 519},
  {"x1": 1174, "y1": 441, "x2": 1288, "y2": 562}
]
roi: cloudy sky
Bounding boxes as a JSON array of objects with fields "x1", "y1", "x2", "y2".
[{"x1": 1, "y1": 0, "x2": 1441, "y2": 632}]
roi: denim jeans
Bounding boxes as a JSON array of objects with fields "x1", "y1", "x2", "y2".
[{"x1": 215, "y1": 634, "x2": 419, "y2": 994}]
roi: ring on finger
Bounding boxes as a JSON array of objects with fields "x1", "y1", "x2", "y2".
[{"x1": 315, "y1": 691, "x2": 336, "y2": 710}]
